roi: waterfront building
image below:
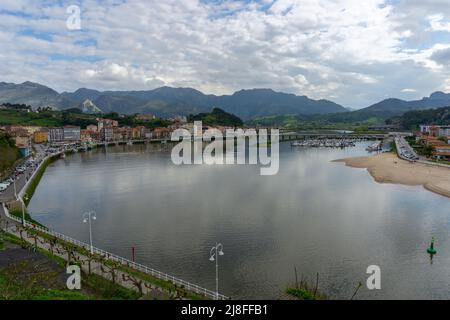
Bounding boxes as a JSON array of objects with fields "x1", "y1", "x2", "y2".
[
  {"x1": 132, "y1": 126, "x2": 145, "y2": 139},
  {"x1": 80, "y1": 129, "x2": 93, "y2": 142},
  {"x1": 14, "y1": 135, "x2": 30, "y2": 149},
  {"x1": 101, "y1": 126, "x2": 114, "y2": 141},
  {"x1": 420, "y1": 125, "x2": 432, "y2": 134},
  {"x1": 419, "y1": 125, "x2": 450, "y2": 137},
  {"x1": 18, "y1": 146, "x2": 30, "y2": 157},
  {"x1": 49, "y1": 127, "x2": 64, "y2": 143},
  {"x1": 33, "y1": 129, "x2": 49, "y2": 144},
  {"x1": 98, "y1": 119, "x2": 119, "y2": 131},
  {"x1": 87, "y1": 124, "x2": 98, "y2": 132},
  {"x1": 433, "y1": 145, "x2": 450, "y2": 161},
  {"x1": 438, "y1": 126, "x2": 450, "y2": 137},
  {"x1": 153, "y1": 127, "x2": 173, "y2": 139},
  {"x1": 63, "y1": 126, "x2": 81, "y2": 141}
]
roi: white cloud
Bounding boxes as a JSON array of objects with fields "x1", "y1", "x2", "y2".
[
  {"x1": 428, "y1": 14, "x2": 450, "y2": 32},
  {"x1": 0, "y1": 0, "x2": 450, "y2": 109}
]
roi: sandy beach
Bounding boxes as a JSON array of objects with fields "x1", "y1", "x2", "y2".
[{"x1": 334, "y1": 153, "x2": 450, "y2": 199}]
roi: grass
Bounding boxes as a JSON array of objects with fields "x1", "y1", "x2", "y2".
[
  {"x1": 0, "y1": 259, "x2": 93, "y2": 300},
  {"x1": 8, "y1": 226, "x2": 206, "y2": 300},
  {"x1": 116, "y1": 263, "x2": 205, "y2": 300},
  {"x1": 286, "y1": 287, "x2": 319, "y2": 300},
  {"x1": 23, "y1": 155, "x2": 58, "y2": 206},
  {"x1": 286, "y1": 272, "x2": 328, "y2": 300},
  {"x1": 32, "y1": 289, "x2": 93, "y2": 300},
  {"x1": 390, "y1": 141, "x2": 397, "y2": 153},
  {"x1": 0, "y1": 230, "x2": 139, "y2": 300},
  {"x1": 82, "y1": 273, "x2": 141, "y2": 300},
  {"x1": 8, "y1": 208, "x2": 47, "y2": 229}
]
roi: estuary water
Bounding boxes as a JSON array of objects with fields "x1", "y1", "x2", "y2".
[{"x1": 28, "y1": 142, "x2": 450, "y2": 299}]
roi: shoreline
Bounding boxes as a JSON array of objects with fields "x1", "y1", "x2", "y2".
[{"x1": 334, "y1": 153, "x2": 450, "y2": 199}]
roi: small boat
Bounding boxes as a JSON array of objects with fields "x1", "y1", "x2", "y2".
[
  {"x1": 60, "y1": 153, "x2": 66, "y2": 159},
  {"x1": 127, "y1": 141, "x2": 133, "y2": 146}
]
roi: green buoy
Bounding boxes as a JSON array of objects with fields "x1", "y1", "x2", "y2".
[{"x1": 427, "y1": 237, "x2": 437, "y2": 255}]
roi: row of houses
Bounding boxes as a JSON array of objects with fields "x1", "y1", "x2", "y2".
[
  {"x1": 1, "y1": 119, "x2": 239, "y2": 150},
  {"x1": 419, "y1": 125, "x2": 450, "y2": 138},
  {"x1": 1, "y1": 121, "x2": 176, "y2": 146},
  {"x1": 417, "y1": 124, "x2": 450, "y2": 161}
]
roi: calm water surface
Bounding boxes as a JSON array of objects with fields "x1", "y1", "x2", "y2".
[{"x1": 28, "y1": 142, "x2": 450, "y2": 299}]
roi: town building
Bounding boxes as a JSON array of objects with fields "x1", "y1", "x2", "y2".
[
  {"x1": 153, "y1": 127, "x2": 172, "y2": 139},
  {"x1": 49, "y1": 128, "x2": 64, "y2": 143},
  {"x1": 98, "y1": 119, "x2": 119, "y2": 131},
  {"x1": 33, "y1": 129, "x2": 49, "y2": 144},
  {"x1": 101, "y1": 126, "x2": 114, "y2": 141},
  {"x1": 433, "y1": 145, "x2": 450, "y2": 161},
  {"x1": 438, "y1": 126, "x2": 450, "y2": 137},
  {"x1": 419, "y1": 125, "x2": 450, "y2": 137},
  {"x1": 87, "y1": 124, "x2": 98, "y2": 132},
  {"x1": 135, "y1": 114, "x2": 156, "y2": 122},
  {"x1": 80, "y1": 129, "x2": 93, "y2": 142},
  {"x1": 63, "y1": 126, "x2": 81, "y2": 141}
]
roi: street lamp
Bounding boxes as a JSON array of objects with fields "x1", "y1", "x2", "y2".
[
  {"x1": 209, "y1": 243, "x2": 224, "y2": 300},
  {"x1": 21, "y1": 195, "x2": 29, "y2": 226},
  {"x1": 13, "y1": 177, "x2": 17, "y2": 200},
  {"x1": 82, "y1": 210, "x2": 97, "y2": 255}
]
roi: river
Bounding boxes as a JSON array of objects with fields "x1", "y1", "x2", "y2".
[{"x1": 28, "y1": 142, "x2": 450, "y2": 299}]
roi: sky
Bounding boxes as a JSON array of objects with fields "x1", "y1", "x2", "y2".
[{"x1": 1, "y1": 0, "x2": 450, "y2": 109}]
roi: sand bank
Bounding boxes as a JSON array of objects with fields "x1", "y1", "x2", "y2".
[{"x1": 334, "y1": 153, "x2": 450, "y2": 198}]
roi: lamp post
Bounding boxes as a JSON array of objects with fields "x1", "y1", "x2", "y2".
[
  {"x1": 13, "y1": 177, "x2": 17, "y2": 200},
  {"x1": 21, "y1": 199, "x2": 26, "y2": 226},
  {"x1": 209, "y1": 243, "x2": 224, "y2": 300},
  {"x1": 82, "y1": 211, "x2": 97, "y2": 255},
  {"x1": 21, "y1": 195, "x2": 29, "y2": 226}
]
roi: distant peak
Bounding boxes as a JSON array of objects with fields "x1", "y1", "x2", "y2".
[
  {"x1": 21, "y1": 81, "x2": 41, "y2": 86},
  {"x1": 429, "y1": 91, "x2": 450, "y2": 100}
]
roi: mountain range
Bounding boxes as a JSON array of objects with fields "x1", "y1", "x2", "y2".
[{"x1": 1, "y1": 81, "x2": 450, "y2": 121}]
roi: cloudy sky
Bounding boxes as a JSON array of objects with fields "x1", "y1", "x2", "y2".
[{"x1": 1, "y1": 0, "x2": 450, "y2": 108}]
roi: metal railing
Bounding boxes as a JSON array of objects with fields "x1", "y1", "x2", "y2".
[{"x1": 1, "y1": 203, "x2": 228, "y2": 300}]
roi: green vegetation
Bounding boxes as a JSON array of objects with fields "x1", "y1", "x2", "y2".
[
  {"x1": 8, "y1": 208, "x2": 47, "y2": 229},
  {"x1": 32, "y1": 289, "x2": 92, "y2": 300},
  {"x1": 390, "y1": 141, "x2": 397, "y2": 153},
  {"x1": 286, "y1": 278, "x2": 328, "y2": 300},
  {"x1": 0, "y1": 107, "x2": 172, "y2": 129},
  {"x1": 286, "y1": 287, "x2": 318, "y2": 300},
  {"x1": 0, "y1": 131, "x2": 21, "y2": 176},
  {"x1": 0, "y1": 230, "x2": 141, "y2": 300},
  {"x1": 404, "y1": 136, "x2": 435, "y2": 157},
  {"x1": 286, "y1": 270, "x2": 329, "y2": 300},
  {"x1": 247, "y1": 113, "x2": 382, "y2": 130},
  {"x1": 189, "y1": 108, "x2": 243, "y2": 127},
  {"x1": 82, "y1": 273, "x2": 140, "y2": 300},
  {"x1": 23, "y1": 155, "x2": 59, "y2": 206},
  {"x1": 101, "y1": 112, "x2": 172, "y2": 129},
  {"x1": 0, "y1": 258, "x2": 92, "y2": 300},
  {"x1": 14, "y1": 225, "x2": 205, "y2": 300},
  {"x1": 387, "y1": 106, "x2": 450, "y2": 130},
  {"x1": 0, "y1": 108, "x2": 97, "y2": 127}
]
